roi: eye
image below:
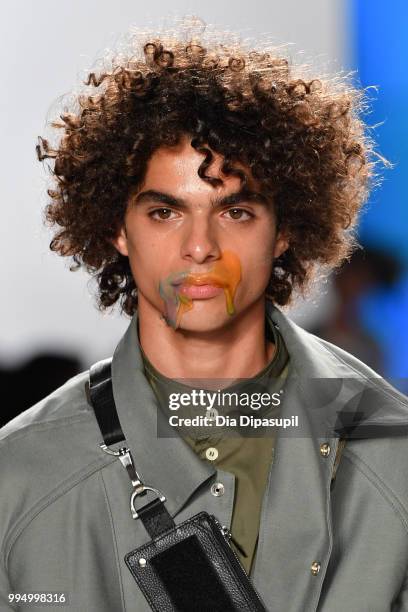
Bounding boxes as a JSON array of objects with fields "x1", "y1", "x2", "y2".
[
  {"x1": 222, "y1": 208, "x2": 254, "y2": 221},
  {"x1": 149, "y1": 208, "x2": 180, "y2": 221}
]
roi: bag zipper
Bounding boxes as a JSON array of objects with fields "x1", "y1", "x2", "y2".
[{"x1": 218, "y1": 524, "x2": 247, "y2": 558}]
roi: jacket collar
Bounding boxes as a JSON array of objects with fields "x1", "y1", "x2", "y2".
[{"x1": 267, "y1": 301, "x2": 408, "y2": 439}]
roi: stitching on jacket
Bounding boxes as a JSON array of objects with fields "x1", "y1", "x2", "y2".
[
  {"x1": 3, "y1": 455, "x2": 117, "y2": 569},
  {"x1": 343, "y1": 449, "x2": 408, "y2": 533},
  {"x1": 99, "y1": 471, "x2": 126, "y2": 612}
]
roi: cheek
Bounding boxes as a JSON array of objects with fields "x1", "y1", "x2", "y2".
[
  {"x1": 244, "y1": 254, "x2": 274, "y2": 289},
  {"x1": 126, "y1": 216, "x2": 177, "y2": 260},
  {"x1": 126, "y1": 232, "x2": 181, "y2": 302},
  {"x1": 125, "y1": 235, "x2": 159, "y2": 286},
  {"x1": 241, "y1": 234, "x2": 275, "y2": 276}
]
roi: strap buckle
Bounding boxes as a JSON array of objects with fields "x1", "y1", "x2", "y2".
[
  {"x1": 130, "y1": 486, "x2": 167, "y2": 519},
  {"x1": 100, "y1": 443, "x2": 166, "y2": 519}
]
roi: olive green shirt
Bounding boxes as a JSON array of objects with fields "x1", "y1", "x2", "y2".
[{"x1": 140, "y1": 316, "x2": 290, "y2": 574}]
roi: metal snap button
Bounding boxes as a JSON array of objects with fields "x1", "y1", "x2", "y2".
[
  {"x1": 211, "y1": 482, "x2": 225, "y2": 497},
  {"x1": 206, "y1": 447, "x2": 219, "y2": 461},
  {"x1": 310, "y1": 561, "x2": 321, "y2": 576},
  {"x1": 320, "y1": 443, "x2": 331, "y2": 458},
  {"x1": 206, "y1": 408, "x2": 219, "y2": 421}
]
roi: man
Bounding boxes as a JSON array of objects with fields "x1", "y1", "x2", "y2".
[{"x1": 1, "y1": 24, "x2": 408, "y2": 611}]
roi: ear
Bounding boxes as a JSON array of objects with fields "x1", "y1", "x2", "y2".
[
  {"x1": 273, "y1": 230, "x2": 289, "y2": 260},
  {"x1": 111, "y1": 225, "x2": 129, "y2": 257}
]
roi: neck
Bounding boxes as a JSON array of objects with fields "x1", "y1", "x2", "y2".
[{"x1": 137, "y1": 296, "x2": 275, "y2": 381}]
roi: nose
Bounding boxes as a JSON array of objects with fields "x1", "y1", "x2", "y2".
[{"x1": 180, "y1": 216, "x2": 221, "y2": 264}]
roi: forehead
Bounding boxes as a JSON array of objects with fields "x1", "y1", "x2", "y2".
[{"x1": 141, "y1": 136, "x2": 256, "y2": 196}]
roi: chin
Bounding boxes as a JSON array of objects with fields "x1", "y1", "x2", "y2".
[{"x1": 174, "y1": 301, "x2": 238, "y2": 334}]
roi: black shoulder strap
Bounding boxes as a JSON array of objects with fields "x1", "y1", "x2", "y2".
[
  {"x1": 89, "y1": 358, "x2": 125, "y2": 447},
  {"x1": 88, "y1": 358, "x2": 175, "y2": 538}
]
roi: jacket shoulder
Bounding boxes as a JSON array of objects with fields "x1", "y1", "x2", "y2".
[
  {"x1": 279, "y1": 310, "x2": 408, "y2": 406},
  {"x1": 314, "y1": 333, "x2": 408, "y2": 407},
  {"x1": 0, "y1": 370, "x2": 92, "y2": 443},
  {"x1": 311, "y1": 333, "x2": 384, "y2": 377}
]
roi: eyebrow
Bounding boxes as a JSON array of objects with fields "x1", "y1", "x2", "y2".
[{"x1": 133, "y1": 188, "x2": 270, "y2": 209}]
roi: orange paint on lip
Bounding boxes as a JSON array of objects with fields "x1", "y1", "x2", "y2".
[
  {"x1": 184, "y1": 250, "x2": 241, "y2": 315},
  {"x1": 159, "y1": 250, "x2": 242, "y2": 329}
]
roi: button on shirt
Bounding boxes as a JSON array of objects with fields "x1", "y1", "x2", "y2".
[{"x1": 140, "y1": 315, "x2": 290, "y2": 574}]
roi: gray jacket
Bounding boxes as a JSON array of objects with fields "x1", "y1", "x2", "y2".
[{"x1": 1, "y1": 303, "x2": 408, "y2": 611}]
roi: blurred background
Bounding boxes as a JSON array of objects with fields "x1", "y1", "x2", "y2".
[{"x1": 1, "y1": 0, "x2": 407, "y2": 426}]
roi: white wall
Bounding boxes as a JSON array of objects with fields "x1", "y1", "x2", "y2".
[{"x1": 0, "y1": 0, "x2": 345, "y2": 367}]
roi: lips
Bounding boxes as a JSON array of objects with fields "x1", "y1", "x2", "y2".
[
  {"x1": 160, "y1": 250, "x2": 241, "y2": 327},
  {"x1": 178, "y1": 283, "x2": 223, "y2": 299},
  {"x1": 172, "y1": 271, "x2": 225, "y2": 300},
  {"x1": 170, "y1": 272, "x2": 216, "y2": 286}
]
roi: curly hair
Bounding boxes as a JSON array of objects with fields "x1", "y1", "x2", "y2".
[{"x1": 37, "y1": 23, "x2": 381, "y2": 316}]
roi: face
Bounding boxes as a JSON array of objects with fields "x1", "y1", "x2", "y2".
[{"x1": 112, "y1": 135, "x2": 288, "y2": 333}]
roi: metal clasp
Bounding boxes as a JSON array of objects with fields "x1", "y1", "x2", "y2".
[
  {"x1": 130, "y1": 486, "x2": 166, "y2": 519},
  {"x1": 100, "y1": 443, "x2": 166, "y2": 519}
]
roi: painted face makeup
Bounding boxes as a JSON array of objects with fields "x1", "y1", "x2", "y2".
[{"x1": 159, "y1": 250, "x2": 242, "y2": 329}]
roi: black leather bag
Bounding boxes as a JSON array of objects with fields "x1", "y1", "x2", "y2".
[
  {"x1": 125, "y1": 510, "x2": 266, "y2": 611},
  {"x1": 89, "y1": 359, "x2": 268, "y2": 612}
]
